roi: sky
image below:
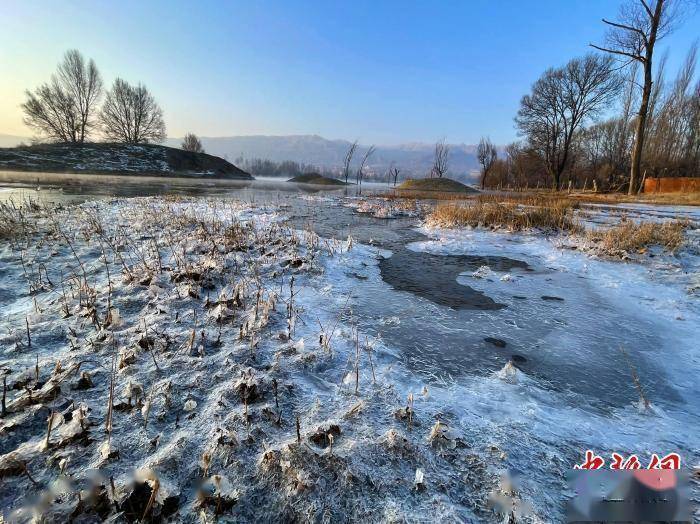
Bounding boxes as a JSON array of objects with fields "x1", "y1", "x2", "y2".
[{"x1": 1, "y1": 0, "x2": 698, "y2": 146}]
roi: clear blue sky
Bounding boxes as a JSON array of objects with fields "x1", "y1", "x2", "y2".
[{"x1": 1, "y1": 0, "x2": 698, "y2": 145}]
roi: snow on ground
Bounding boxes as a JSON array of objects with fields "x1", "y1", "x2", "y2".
[
  {"x1": 344, "y1": 196, "x2": 425, "y2": 219},
  {"x1": 0, "y1": 197, "x2": 518, "y2": 522},
  {"x1": 408, "y1": 209, "x2": 700, "y2": 518},
  {"x1": 0, "y1": 145, "x2": 173, "y2": 174},
  {"x1": 1, "y1": 194, "x2": 698, "y2": 522}
]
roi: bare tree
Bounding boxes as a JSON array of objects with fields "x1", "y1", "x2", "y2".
[
  {"x1": 431, "y1": 139, "x2": 449, "y2": 178},
  {"x1": 561, "y1": 44, "x2": 699, "y2": 191},
  {"x1": 591, "y1": 0, "x2": 684, "y2": 194},
  {"x1": 644, "y1": 44, "x2": 698, "y2": 170},
  {"x1": 355, "y1": 145, "x2": 375, "y2": 191},
  {"x1": 21, "y1": 50, "x2": 103, "y2": 143},
  {"x1": 477, "y1": 137, "x2": 498, "y2": 189},
  {"x1": 504, "y1": 141, "x2": 534, "y2": 190},
  {"x1": 389, "y1": 163, "x2": 401, "y2": 186},
  {"x1": 515, "y1": 54, "x2": 622, "y2": 189},
  {"x1": 181, "y1": 133, "x2": 204, "y2": 153},
  {"x1": 100, "y1": 79, "x2": 166, "y2": 144},
  {"x1": 342, "y1": 140, "x2": 358, "y2": 184}
]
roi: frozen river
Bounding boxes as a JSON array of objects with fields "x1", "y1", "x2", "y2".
[{"x1": 1, "y1": 175, "x2": 698, "y2": 520}]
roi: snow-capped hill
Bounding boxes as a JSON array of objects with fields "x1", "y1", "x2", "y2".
[{"x1": 0, "y1": 143, "x2": 252, "y2": 179}]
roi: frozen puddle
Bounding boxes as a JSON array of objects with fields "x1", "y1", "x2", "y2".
[
  {"x1": 393, "y1": 222, "x2": 700, "y2": 515},
  {"x1": 379, "y1": 247, "x2": 530, "y2": 310},
  {"x1": 291, "y1": 195, "x2": 700, "y2": 519}
]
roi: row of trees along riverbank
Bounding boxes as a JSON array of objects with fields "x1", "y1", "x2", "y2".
[{"x1": 478, "y1": 0, "x2": 699, "y2": 195}]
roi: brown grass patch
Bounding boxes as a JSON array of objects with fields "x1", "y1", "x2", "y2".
[
  {"x1": 427, "y1": 198, "x2": 580, "y2": 232},
  {"x1": 475, "y1": 193, "x2": 581, "y2": 209},
  {"x1": 397, "y1": 177, "x2": 477, "y2": 193},
  {"x1": 498, "y1": 189, "x2": 700, "y2": 207},
  {"x1": 391, "y1": 198, "x2": 419, "y2": 212},
  {"x1": 571, "y1": 191, "x2": 700, "y2": 206},
  {"x1": 586, "y1": 218, "x2": 688, "y2": 255},
  {"x1": 374, "y1": 189, "x2": 476, "y2": 201},
  {"x1": 401, "y1": 187, "x2": 700, "y2": 207}
]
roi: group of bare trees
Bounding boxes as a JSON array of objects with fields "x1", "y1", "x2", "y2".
[
  {"x1": 341, "y1": 138, "x2": 452, "y2": 186},
  {"x1": 22, "y1": 50, "x2": 166, "y2": 145},
  {"x1": 569, "y1": 46, "x2": 697, "y2": 190},
  {"x1": 515, "y1": 54, "x2": 623, "y2": 189},
  {"x1": 340, "y1": 141, "x2": 377, "y2": 190},
  {"x1": 485, "y1": 0, "x2": 698, "y2": 193},
  {"x1": 238, "y1": 157, "x2": 336, "y2": 178}
]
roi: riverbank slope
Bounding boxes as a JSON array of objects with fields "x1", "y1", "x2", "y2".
[{"x1": 0, "y1": 143, "x2": 252, "y2": 179}]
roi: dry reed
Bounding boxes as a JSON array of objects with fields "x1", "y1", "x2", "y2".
[
  {"x1": 586, "y1": 218, "x2": 688, "y2": 254},
  {"x1": 427, "y1": 198, "x2": 580, "y2": 232}
]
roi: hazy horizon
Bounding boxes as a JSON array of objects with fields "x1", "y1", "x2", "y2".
[
  {"x1": 2, "y1": 1, "x2": 699, "y2": 145},
  {"x1": 0, "y1": 131, "x2": 488, "y2": 149}
]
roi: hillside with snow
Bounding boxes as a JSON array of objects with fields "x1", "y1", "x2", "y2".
[{"x1": 0, "y1": 143, "x2": 252, "y2": 179}]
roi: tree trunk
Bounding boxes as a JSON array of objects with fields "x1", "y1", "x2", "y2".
[
  {"x1": 629, "y1": 69, "x2": 652, "y2": 194},
  {"x1": 628, "y1": 0, "x2": 663, "y2": 195},
  {"x1": 551, "y1": 167, "x2": 560, "y2": 191}
]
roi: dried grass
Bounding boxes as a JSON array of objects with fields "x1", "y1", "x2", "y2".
[
  {"x1": 0, "y1": 207, "x2": 19, "y2": 239},
  {"x1": 397, "y1": 178, "x2": 476, "y2": 193},
  {"x1": 586, "y1": 218, "x2": 688, "y2": 255},
  {"x1": 428, "y1": 195, "x2": 690, "y2": 255},
  {"x1": 426, "y1": 198, "x2": 580, "y2": 232},
  {"x1": 376, "y1": 190, "x2": 476, "y2": 201},
  {"x1": 571, "y1": 191, "x2": 700, "y2": 207},
  {"x1": 497, "y1": 189, "x2": 700, "y2": 207},
  {"x1": 383, "y1": 187, "x2": 700, "y2": 207},
  {"x1": 0, "y1": 199, "x2": 37, "y2": 240}
]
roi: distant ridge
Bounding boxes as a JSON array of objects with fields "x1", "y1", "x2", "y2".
[
  {"x1": 165, "y1": 134, "x2": 482, "y2": 180},
  {"x1": 0, "y1": 133, "x2": 483, "y2": 180}
]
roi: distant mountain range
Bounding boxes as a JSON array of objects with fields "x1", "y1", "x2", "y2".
[
  {"x1": 164, "y1": 135, "x2": 482, "y2": 180},
  {"x1": 1, "y1": 133, "x2": 483, "y2": 180}
]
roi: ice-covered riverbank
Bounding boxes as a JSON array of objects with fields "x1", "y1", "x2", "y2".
[
  {"x1": 407, "y1": 213, "x2": 700, "y2": 513},
  {"x1": 1, "y1": 194, "x2": 698, "y2": 522},
  {"x1": 0, "y1": 197, "x2": 518, "y2": 522}
]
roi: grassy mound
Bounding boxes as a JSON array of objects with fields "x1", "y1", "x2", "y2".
[
  {"x1": 397, "y1": 177, "x2": 477, "y2": 193},
  {"x1": 287, "y1": 173, "x2": 346, "y2": 185}
]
